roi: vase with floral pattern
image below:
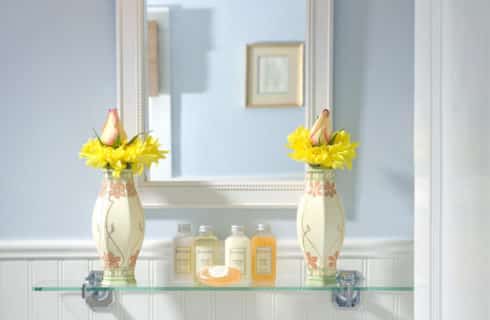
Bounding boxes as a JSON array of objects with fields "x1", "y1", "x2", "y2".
[
  {"x1": 297, "y1": 167, "x2": 345, "y2": 286},
  {"x1": 92, "y1": 169, "x2": 145, "y2": 286}
]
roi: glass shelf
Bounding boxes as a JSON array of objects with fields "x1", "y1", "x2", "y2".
[{"x1": 33, "y1": 282, "x2": 413, "y2": 293}]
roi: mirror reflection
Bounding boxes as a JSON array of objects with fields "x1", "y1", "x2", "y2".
[{"x1": 145, "y1": 0, "x2": 306, "y2": 180}]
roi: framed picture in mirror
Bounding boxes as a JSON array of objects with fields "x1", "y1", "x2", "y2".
[{"x1": 245, "y1": 43, "x2": 304, "y2": 107}]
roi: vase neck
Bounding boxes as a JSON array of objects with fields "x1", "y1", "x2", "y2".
[
  {"x1": 103, "y1": 170, "x2": 134, "y2": 183},
  {"x1": 304, "y1": 169, "x2": 337, "y2": 197},
  {"x1": 305, "y1": 168, "x2": 335, "y2": 183},
  {"x1": 99, "y1": 170, "x2": 137, "y2": 199}
]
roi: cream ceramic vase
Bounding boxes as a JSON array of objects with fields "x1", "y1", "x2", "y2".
[
  {"x1": 297, "y1": 168, "x2": 345, "y2": 286},
  {"x1": 92, "y1": 170, "x2": 145, "y2": 286}
]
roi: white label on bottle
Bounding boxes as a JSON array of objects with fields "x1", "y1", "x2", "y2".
[
  {"x1": 195, "y1": 246, "x2": 214, "y2": 272},
  {"x1": 175, "y1": 247, "x2": 191, "y2": 274},
  {"x1": 228, "y1": 248, "x2": 247, "y2": 275},
  {"x1": 256, "y1": 247, "x2": 272, "y2": 274}
]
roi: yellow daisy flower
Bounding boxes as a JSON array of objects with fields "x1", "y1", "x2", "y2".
[{"x1": 287, "y1": 128, "x2": 359, "y2": 170}]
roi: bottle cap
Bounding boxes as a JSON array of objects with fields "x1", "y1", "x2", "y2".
[
  {"x1": 256, "y1": 224, "x2": 270, "y2": 232},
  {"x1": 199, "y1": 225, "x2": 213, "y2": 234},
  {"x1": 231, "y1": 225, "x2": 244, "y2": 233},
  {"x1": 178, "y1": 223, "x2": 191, "y2": 233}
]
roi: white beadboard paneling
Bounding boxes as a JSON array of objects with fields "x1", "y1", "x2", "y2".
[
  {"x1": 61, "y1": 260, "x2": 90, "y2": 320},
  {"x1": 31, "y1": 260, "x2": 59, "y2": 320},
  {"x1": 244, "y1": 293, "x2": 273, "y2": 320},
  {"x1": 337, "y1": 258, "x2": 364, "y2": 273},
  {"x1": 215, "y1": 292, "x2": 244, "y2": 320},
  {"x1": 332, "y1": 308, "x2": 364, "y2": 320},
  {"x1": 92, "y1": 297, "x2": 120, "y2": 320},
  {"x1": 304, "y1": 292, "x2": 335, "y2": 320},
  {"x1": 183, "y1": 292, "x2": 213, "y2": 320},
  {"x1": 152, "y1": 293, "x2": 184, "y2": 320},
  {"x1": 274, "y1": 293, "x2": 307, "y2": 320},
  {"x1": 151, "y1": 259, "x2": 184, "y2": 320},
  {"x1": 363, "y1": 293, "x2": 396, "y2": 320},
  {"x1": 393, "y1": 256, "x2": 414, "y2": 287},
  {"x1": 366, "y1": 258, "x2": 396, "y2": 287},
  {"x1": 397, "y1": 293, "x2": 414, "y2": 320},
  {"x1": 0, "y1": 261, "x2": 29, "y2": 320},
  {"x1": 119, "y1": 260, "x2": 151, "y2": 319},
  {"x1": 365, "y1": 255, "x2": 414, "y2": 286}
]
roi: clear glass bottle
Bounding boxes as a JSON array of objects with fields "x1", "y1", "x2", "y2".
[
  {"x1": 251, "y1": 224, "x2": 276, "y2": 286},
  {"x1": 193, "y1": 225, "x2": 218, "y2": 283},
  {"x1": 225, "y1": 225, "x2": 251, "y2": 285},
  {"x1": 173, "y1": 224, "x2": 194, "y2": 283}
]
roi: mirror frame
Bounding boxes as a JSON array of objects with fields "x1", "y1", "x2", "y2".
[{"x1": 116, "y1": 0, "x2": 333, "y2": 208}]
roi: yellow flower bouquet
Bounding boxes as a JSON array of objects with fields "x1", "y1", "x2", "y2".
[
  {"x1": 79, "y1": 109, "x2": 168, "y2": 176},
  {"x1": 287, "y1": 109, "x2": 358, "y2": 169}
]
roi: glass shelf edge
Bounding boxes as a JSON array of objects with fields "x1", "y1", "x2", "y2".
[{"x1": 33, "y1": 286, "x2": 414, "y2": 292}]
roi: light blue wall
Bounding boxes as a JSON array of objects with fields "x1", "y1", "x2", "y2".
[
  {"x1": 0, "y1": 0, "x2": 413, "y2": 240},
  {"x1": 0, "y1": 0, "x2": 116, "y2": 240},
  {"x1": 334, "y1": 0, "x2": 414, "y2": 237},
  {"x1": 147, "y1": 0, "x2": 415, "y2": 240}
]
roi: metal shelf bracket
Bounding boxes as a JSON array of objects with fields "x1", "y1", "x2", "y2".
[
  {"x1": 82, "y1": 271, "x2": 114, "y2": 309},
  {"x1": 332, "y1": 270, "x2": 362, "y2": 308}
]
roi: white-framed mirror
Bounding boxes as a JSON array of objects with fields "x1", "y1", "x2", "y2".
[{"x1": 117, "y1": 0, "x2": 333, "y2": 208}]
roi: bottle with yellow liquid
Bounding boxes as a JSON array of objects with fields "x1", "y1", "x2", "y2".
[
  {"x1": 251, "y1": 224, "x2": 276, "y2": 286},
  {"x1": 173, "y1": 224, "x2": 194, "y2": 283},
  {"x1": 193, "y1": 225, "x2": 218, "y2": 283}
]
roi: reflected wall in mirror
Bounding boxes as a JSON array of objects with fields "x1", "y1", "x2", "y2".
[{"x1": 146, "y1": 0, "x2": 306, "y2": 180}]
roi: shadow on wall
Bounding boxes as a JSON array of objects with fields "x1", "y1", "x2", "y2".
[
  {"x1": 166, "y1": 5, "x2": 215, "y2": 177},
  {"x1": 333, "y1": 0, "x2": 415, "y2": 227},
  {"x1": 383, "y1": 166, "x2": 414, "y2": 209},
  {"x1": 333, "y1": 0, "x2": 369, "y2": 221}
]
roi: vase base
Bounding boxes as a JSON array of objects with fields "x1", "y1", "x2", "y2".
[
  {"x1": 306, "y1": 275, "x2": 336, "y2": 287},
  {"x1": 102, "y1": 274, "x2": 137, "y2": 287}
]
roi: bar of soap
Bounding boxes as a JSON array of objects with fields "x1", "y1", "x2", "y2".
[
  {"x1": 198, "y1": 265, "x2": 241, "y2": 286},
  {"x1": 208, "y1": 265, "x2": 229, "y2": 278}
]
